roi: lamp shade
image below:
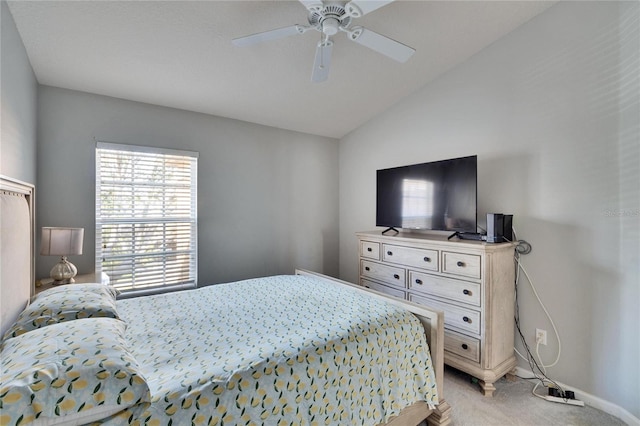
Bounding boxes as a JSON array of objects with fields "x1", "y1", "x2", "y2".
[{"x1": 40, "y1": 227, "x2": 84, "y2": 256}]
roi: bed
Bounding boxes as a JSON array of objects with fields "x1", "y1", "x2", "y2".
[{"x1": 0, "y1": 175, "x2": 451, "y2": 426}]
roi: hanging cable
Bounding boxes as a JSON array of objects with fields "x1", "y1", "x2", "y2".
[{"x1": 512, "y1": 229, "x2": 568, "y2": 401}]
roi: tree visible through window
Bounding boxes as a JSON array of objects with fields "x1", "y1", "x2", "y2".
[{"x1": 96, "y1": 142, "x2": 198, "y2": 296}]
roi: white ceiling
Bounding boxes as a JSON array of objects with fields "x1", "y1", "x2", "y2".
[{"x1": 7, "y1": 0, "x2": 554, "y2": 139}]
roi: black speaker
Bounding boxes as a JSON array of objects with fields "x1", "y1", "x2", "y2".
[
  {"x1": 486, "y1": 213, "x2": 504, "y2": 243},
  {"x1": 486, "y1": 213, "x2": 514, "y2": 243},
  {"x1": 503, "y1": 214, "x2": 513, "y2": 241}
]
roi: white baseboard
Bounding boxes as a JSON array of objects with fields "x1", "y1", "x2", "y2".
[{"x1": 514, "y1": 367, "x2": 640, "y2": 426}]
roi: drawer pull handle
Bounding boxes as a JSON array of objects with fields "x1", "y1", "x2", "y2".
[
  {"x1": 463, "y1": 316, "x2": 472, "y2": 323},
  {"x1": 387, "y1": 251, "x2": 393, "y2": 256},
  {"x1": 461, "y1": 343, "x2": 468, "y2": 350},
  {"x1": 393, "y1": 274, "x2": 400, "y2": 280},
  {"x1": 423, "y1": 256, "x2": 431, "y2": 262},
  {"x1": 463, "y1": 289, "x2": 471, "y2": 296},
  {"x1": 367, "y1": 247, "x2": 372, "y2": 252},
  {"x1": 457, "y1": 261, "x2": 466, "y2": 267},
  {"x1": 415, "y1": 279, "x2": 423, "y2": 285},
  {"x1": 365, "y1": 267, "x2": 370, "y2": 271}
]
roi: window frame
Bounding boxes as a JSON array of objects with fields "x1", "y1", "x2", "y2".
[{"x1": 95, "y1": 142, "x2": 198, "y2": 297}]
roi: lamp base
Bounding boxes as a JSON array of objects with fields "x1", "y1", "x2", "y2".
[
  {"x1": 52, "y1": 277, "x2": 76, "y2": 285},
  {"x1": 50, "y1": 256, "x2": 78, "y2": 285}
]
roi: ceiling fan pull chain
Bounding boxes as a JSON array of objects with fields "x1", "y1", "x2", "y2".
[{"x1": 319, "y1": 25, "x2": 325, "y2": 69}]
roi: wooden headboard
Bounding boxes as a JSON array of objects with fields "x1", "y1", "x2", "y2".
[{"x1": 0, "y1": 175, "x2": 34, "y2": 337}]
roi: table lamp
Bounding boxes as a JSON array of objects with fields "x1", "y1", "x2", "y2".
[{"x1": 40, "y1": 227, "x2": 84, "y2": 285}]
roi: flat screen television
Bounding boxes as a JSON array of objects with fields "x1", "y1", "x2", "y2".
[{"x1": 376, "y1": 155, "x2": 477, "y2": 233}]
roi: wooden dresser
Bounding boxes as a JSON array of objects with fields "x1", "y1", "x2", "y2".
[{"x1": 357, "y1": 230, "x2": 517, "y2": 396}]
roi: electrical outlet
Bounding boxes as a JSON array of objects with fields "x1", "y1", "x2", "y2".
[{"x1": 536, "y1": 328, "x2": 547, "y2": 345}]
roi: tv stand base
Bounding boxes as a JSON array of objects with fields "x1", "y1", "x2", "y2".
[
  {"x1": 381, "y1": 227, "x2": 400, "y2": 235},
  {"x1": 448, "y1": 231, "x2": 486, "y2": 241}
]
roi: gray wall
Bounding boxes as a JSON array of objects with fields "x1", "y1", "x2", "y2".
[
  {"x1": 339, "y1": 1, "x2": 639, "y2": 420},
  {"x1": 36, "y1": 86, "x2": 339, "y2": 285},
  {"x1": 0, "y1": 1, "x2": 37, "y2": 184}
]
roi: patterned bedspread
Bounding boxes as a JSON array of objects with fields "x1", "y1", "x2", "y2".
[{"x1": 107, "y1": 274, "x2": 438, "y2": 425}]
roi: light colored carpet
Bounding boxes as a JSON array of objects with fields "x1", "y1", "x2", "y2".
[{"x1": 442, "y1": 366, "x2": 626, "y2": 425}]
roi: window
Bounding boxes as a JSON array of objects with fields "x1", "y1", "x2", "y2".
[{"x1": 96, "y1": 142, "x2": 198, "y2": 296}]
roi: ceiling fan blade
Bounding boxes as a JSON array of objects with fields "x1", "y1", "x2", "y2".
[
  {"x1": 348, "y1": 26, "x2": 415, "y2": 63},
  {"x1": 311, "y1": 40, "x2": 334, "y2": 83},
  {"x1": 345, "y1": 0, "x2": 394, "y2": 18},
  {"x1": 232, "y1": 25, "x2": 304, "y2": 47},
  {"x1": 299, "y1": 0, "x2": 324, "y2": 13}
]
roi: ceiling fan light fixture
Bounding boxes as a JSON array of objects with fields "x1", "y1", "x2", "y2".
[{"x1": 321, "y1": 17, "x2": 340, "y2": 36}]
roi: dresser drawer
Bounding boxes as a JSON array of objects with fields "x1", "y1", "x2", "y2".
[
  {"x1": 442, "y1": 251, "x2": 481, "y2": 280},
  {"x1": 361, "y1": 260, "x2": 406, "y2": 287},
  {"x1": 382, "y1": 244, "x2": 439, "y2": 272},
  {"x1": 408, "y1": 271, "x2": 481, "y2": 306},
  {"x1": 360, "y1": 241, "x2": 380, "y2": 260},
  {"x1": 445, "y1": 329, "x2": 480, "y2": 363},
  {"x1": 361, "y1": 278, "x2": 406, "y2": 299},
  {"x1": 410, "y1": 294, "x2": 481, "y2": 335}
]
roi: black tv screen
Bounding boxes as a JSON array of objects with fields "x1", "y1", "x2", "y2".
[{"x1": 376, "y1": 155, "x2": 477, "y2": 233}]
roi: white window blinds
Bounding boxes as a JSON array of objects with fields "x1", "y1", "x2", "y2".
[{"x1": 96, "y1": 142, "x2": 198, "y2": 296}]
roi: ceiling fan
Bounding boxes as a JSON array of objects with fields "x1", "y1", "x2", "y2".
[{"x1": 232, "y1": 0, "x2": 415, "y2": 83}]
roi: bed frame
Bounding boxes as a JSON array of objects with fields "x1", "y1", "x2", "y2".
[{"x1": 0, "y1": 175, "x2": 451, "y2": 426}]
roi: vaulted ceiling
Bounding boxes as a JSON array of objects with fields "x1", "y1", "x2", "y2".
[{"x1": 7, "y1": 1, "x2": 554, "y2": 138}]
